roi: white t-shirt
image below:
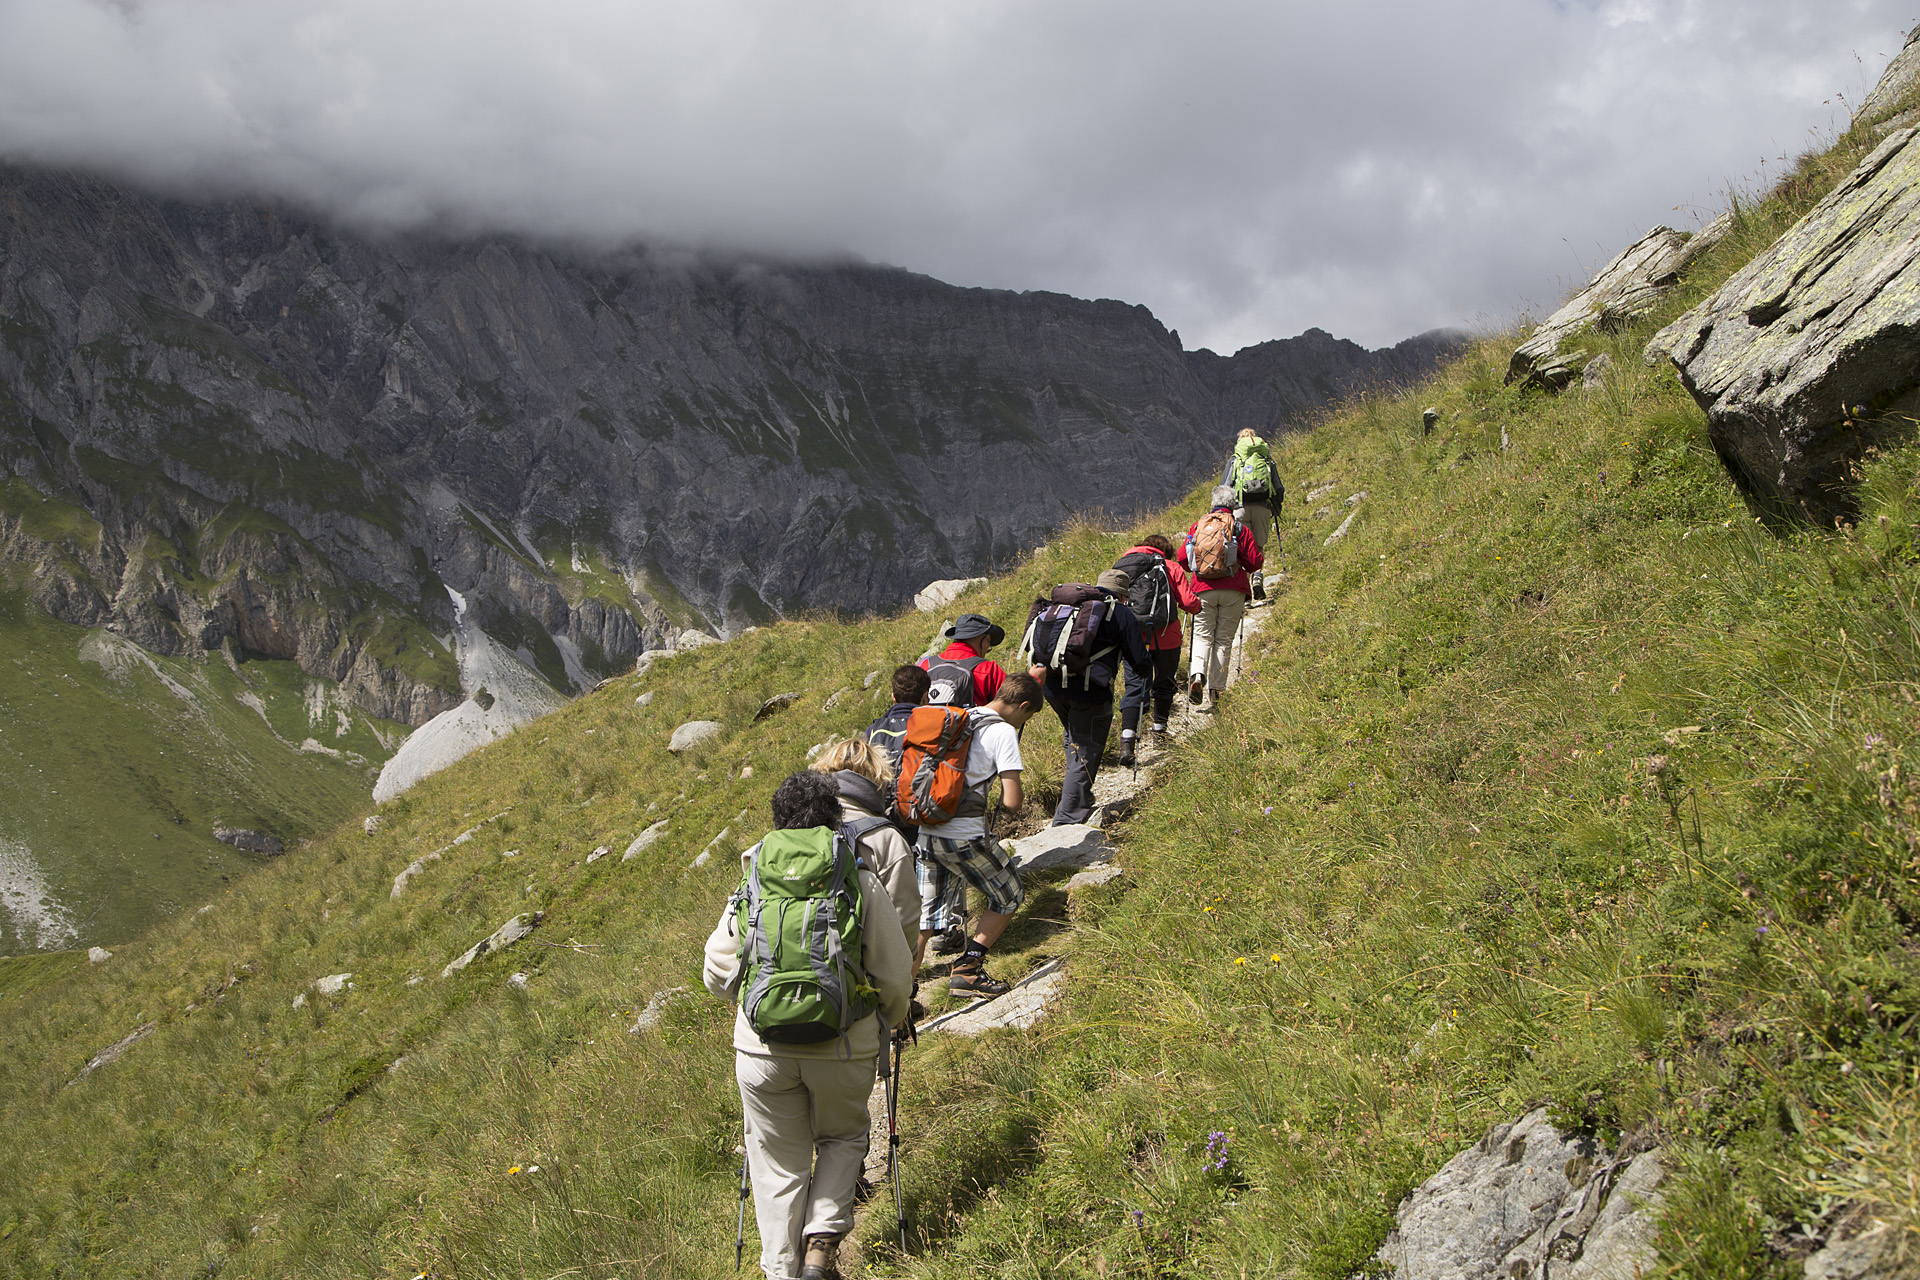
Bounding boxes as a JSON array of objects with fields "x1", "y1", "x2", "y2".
[{"x1": 939, "y1": 710, "x2": 1023, "y2": 841}]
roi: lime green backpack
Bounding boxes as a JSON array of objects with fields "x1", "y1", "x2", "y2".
[
  {"x1": 1231, "y1": 438, "x2": 1280, "y2": 506},
  {"x1": 732, "y1": 824, "x2": 878, "y2": 1044}
]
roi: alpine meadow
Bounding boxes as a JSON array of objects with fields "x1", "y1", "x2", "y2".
[{"x1": 8, "y1": 22, "x2": 1920, "y2": 1280}]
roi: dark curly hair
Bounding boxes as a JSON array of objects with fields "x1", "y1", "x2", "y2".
[{"x1": 771, "y1": 770, "x2": 844, "y2": 830}]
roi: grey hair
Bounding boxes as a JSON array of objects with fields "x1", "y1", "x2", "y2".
[{"x1": 1210, "y1": 485, "x2": 1236, "y2": 509}]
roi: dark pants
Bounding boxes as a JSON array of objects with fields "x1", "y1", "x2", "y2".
[
  {"x1": 1120, "y1": 646, "x2": 1181, "y2": 733},
  {"x1": 1045, "y1": 691, "x2": 1113, "y2": 827}
]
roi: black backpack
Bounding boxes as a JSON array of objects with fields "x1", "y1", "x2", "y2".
[
  {"x1": 1115, "y1": 551, "x2": 1176, "y2": 630},
  {"x1": 1021, "y1": 584, "x2": 1117, "y2": 692},
  {"x1": 862, "y1": 704, "x2": 915, "y2": 777},
  {"x1": 923, "y1": 655, "x2": 985, "y2": 707}
]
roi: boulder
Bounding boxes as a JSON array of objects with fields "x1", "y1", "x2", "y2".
[
  {"x1": 1006, "y1": 824, "x2": 1115, "y2": 872},
  {"x1": 1859, "y1": 25, "x2": 1920, "y2": 125},
  {"x1": 668, "y1": 720, "x2": 725, "y2": 754},
  {"x1": 634, "y1": 690, "x2": 655, "y2": 707},
  {"x1": 363, "y1": 815, "x2": 385, "y2": 836},
  {"x1": 676, "y1": 629, "x2": 719, "y2": 651},
  {"x1": 1581, "y1": 352, "x2": 1615, "y2": 391},
  {"x1": 1373, "y1": 1108, "x2": 1663, "y2": 1280},
  {"x1": 442, "y1": 912, "x2": 543, "y2": 977},
  {"x1": 313, "y1": 973, "x2": 353, "y2": 995},
  {"x1": 213, "y1": 826, "x2": 284, "y2": 856},
  {"x1": 1324, "y1": 510, "x2": 1359, "y2": 546},
  {"x1": 913, "y1": 578, "x2": 987, "y2": 613},
  {"x1": 1509, "y1": 221, "x2": 1728, "y2": 391},
  {"x1": 1805, "y1": 1219, "x2": 1918, "y2": 1280},
  {"x1": 585, "y1": 844, "x2": 610, "y2": 864},
  {"x1": 753, "y1": 692, "x2": 800, "y2": 722},
  {"x1": 1651, "y1": 128, "x2": 1920, "y2": 523},
  {"x1": 87, "y1": 946, "x2": 112, "y2": 964},
  {"x1": 1066, "y1": 865, "x2": 1123, "y2": 891},
  {"x1": 922, "y1": 960, "x2": 1067, "y2": 1036},
  {"x1": 622, "y1": 820, "x2": 670, "y2": 861}
]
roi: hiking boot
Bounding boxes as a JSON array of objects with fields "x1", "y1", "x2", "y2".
[
  {"x1": 1251, "y1": 571, "x2": 1266, "y2": 600},
  {"x1": 1188, "y1": 673, "x2": 1206, "y2": 705},
  {"x1": 929, "y1": 925, "x2": 966, "y2": 957},
  {"x1": 949, "y1": 961, "x2": 1011, "y2": 999},
  {"x1": 801, "y1": 1234, "x2": 840, "y2": 1280},
  {"x1": 1117, "y1": 738, "x2": 1136, "y2": 767}
]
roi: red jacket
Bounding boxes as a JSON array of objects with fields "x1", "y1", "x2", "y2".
[
  {"x1": 1182, "y1": 509, "x2": 1265, "y2": 598},
  {"x1": 918, "y1": 641, "x2": 1007, "y2": 705},
  {"x1": 1117, "y1": 544, "x2": 1201, "y2": 650}
]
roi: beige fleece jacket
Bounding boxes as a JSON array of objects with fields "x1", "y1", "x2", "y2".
[{"x1": 839, "y1": 797, "x2": 920, "y2": 947}]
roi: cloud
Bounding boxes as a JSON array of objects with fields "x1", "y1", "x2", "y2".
[{"x1": 0, "y1": 0, "x2": 1909, "y2": 350}]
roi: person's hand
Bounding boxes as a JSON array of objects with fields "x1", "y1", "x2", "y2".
[{"x1": 1028, "y1": 663, "x2": 1048, "y2": 683}]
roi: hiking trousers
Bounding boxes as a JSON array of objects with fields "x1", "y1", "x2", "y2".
[
  {"x1": 1120, "y1": 645, "x2": 1181, "y2": 732},
  {"x1": 1235, "y1": 501, "x2": 1273, "y2": 556},
  {"x1": 1191, "y1": 590, "x2": 1248, "y2": 694},
  {"x1": 737, "y1": 1050, "x2": 878, "y2": 1280},
  {"x1": 1046, "y1": 691, "x2": 1112, "y2": 826}
]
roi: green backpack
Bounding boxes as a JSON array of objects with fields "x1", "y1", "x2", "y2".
[
  {"x1": 1231, "y1": 438, "x2": 1281, "y2": 506},
  {"x1": 732, "y1": 824, "x2": 878, "y2": 1044}
]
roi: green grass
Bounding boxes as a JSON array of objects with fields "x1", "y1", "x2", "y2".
[{"x1": 4, "y1": 94, "x2": 1920, "y2": 1280}]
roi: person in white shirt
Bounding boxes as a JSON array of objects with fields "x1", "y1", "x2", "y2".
[{"x1": 912, "y1": 671, "x2": 1043, "y2": 998}]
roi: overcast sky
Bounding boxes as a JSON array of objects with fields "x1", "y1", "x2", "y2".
[{"x1": 0, "y1": 1, "x2": 1911, "y2": 352}]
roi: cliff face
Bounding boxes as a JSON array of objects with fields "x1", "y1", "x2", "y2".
[{"x1": 0, "y1": 163, "x2": 1462, "y2": 725}]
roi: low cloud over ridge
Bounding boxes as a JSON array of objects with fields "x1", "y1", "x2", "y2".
[{"x1": 0, "y1": 0, "x2": 1909, "y2": 350}]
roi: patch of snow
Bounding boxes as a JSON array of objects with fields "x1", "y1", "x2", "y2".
[
  {"x1": 0, "y1": 835, "x2": 78, "y2": 950},
  {"x1": 373, "y1": 587, "x2": 568, "y2": 802}
]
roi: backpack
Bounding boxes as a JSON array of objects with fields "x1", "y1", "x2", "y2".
[
  {"x1": 923, "y1": 654, "x2": 985, "y2": 707},
  {"x1": 1020, "y1": 584, "x2": 1117, "y2": 691},
  {"x1": 1185, "y1": 511, "x2": 1240, "y2": 580},
  {"x1": 895, "y1": 705, "x2": 980, "y2": 826},
  {"x1": 862, "y1": 704, "x2": 914, "y2": 778},
  {"x1": 1231, "y1": 439, "x2": 1281, "y2": 507},
  {"x1": 732, "y1": 823, "x2": 877, "y2": 1044},
  {"x1": 1115, "y1": 550, "x2": 1176, "y2": 630}
]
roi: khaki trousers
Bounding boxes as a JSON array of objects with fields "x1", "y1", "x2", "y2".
[
  {"x1": 1191, "y1": 590, "x2": 1248, "y2": 692},
  {"x1": 1235, "y1": 501, "x2": 1273, "y2": 557},
  {"x1": 737, "y1": 1051, "x2": 879, "y2": 1280}
]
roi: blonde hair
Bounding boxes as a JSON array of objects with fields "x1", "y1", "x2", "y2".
[
  {"x1": 1237, "y1": 428, "x2": 1260, "y2": 443},
  {"x1": 809, "y1": 737, "x2": 894, "y2": 789}
]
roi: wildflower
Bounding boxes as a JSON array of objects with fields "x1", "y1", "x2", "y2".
[
  {"x1": 1756, "y1": 925, "x2": 1768, "y2": 936},
  {"x1": 1270, "y1": 954, "x2": 1281, "y2": 963},
  {"x1": 1204, "y1": 905, "x2": 1214, "y2": 912},
  {"x1": 1646, "y1": 754, "x2": 1670, "y2": 778},
  {"x1": 1262, "y1": 806, "x2": 1274, "y2": 815},
  {"x1": 1234, "y1": 957, "x2": 1247, "y2": 965},
  {"x1": 527, "y1": 1164, "x2": 541, "y2": 1173},
  {"x1": 508, "y1": 1165, "x2": 522, "y2": 1175},
  {"x1": 1130, "y1": 1209, "x2": 1145, "y2": 1227}
]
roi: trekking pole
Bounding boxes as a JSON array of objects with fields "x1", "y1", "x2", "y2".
[
  {"x1": 889, "y1": 1021, "x2": 915, "y2": 1254},
  {"x1": 734, "y1": 1146, "x2": 751, "y2": 1271}
]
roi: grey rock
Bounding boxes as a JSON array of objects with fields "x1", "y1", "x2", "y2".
[
  {"x1": 363, "y1": 815, "x2": 385, "y2": 836},
  {"x1": 1324, "y1": 510, "x2": 1359, "y2": 546},
  {"x1": 622, "y1": 820, "x2": 671, "y2": 861},
  {"x1": 822, "y1": 686, "x2": 852, "y2": 712},
  {"x1": 753, "y1": 692, "x2": 801, "y2": 722},
  {"x1": 634, "y1": 690, "x2": 655, "y2": 707},
  {"x1": 1065, "y1": 865, "x2": 1124, "y2": 891},
  {"x1": 1006, "y1": 824, "x2": 1115, "y2": 871},
  {"x1": 862, "y1": 670, "x2": 882, "y2": 689},
  {"x1": 507, "y1": 972, "x2": 529, "y2": 989},
  {"x1": 1652, "y1": 129, "x2": 1920, "y2": 523},
  {"x1": 1805, "y1": 1220, "x2": 1920, "y2": 1279},
  {"x1": 1860, "y1": 25, "x2": 1920, "y2": 125},
  {"x1": 213, "y1": 826, "x2": 284, "y2": 856},
  {"x1": 914, "y1": 578, "x2": 987, "y2": 613},
  {"x1": 738, "y1": 765, "x2": 754, "y2": 779},
  {"x1": 442, "y1": 911, "x2": 543, "y2": 977},
  {"x1": 629, "y1": 985, "x2": 692, "y2": 1033},
  {"x1": 86, "y1": 946, "x2": 112, "y2": 964},
  {"x1": 1510, "y1": 222, "x2": 1728, "y2": 390},
  {"x1": 1345, "y1": 490, "x2": 1369, "y2": 505},
  {"x1": 676, "y1": 629, "x2": 719, "y2": 651},
  {"x1": 1374, "y1": 1108, "x2": 1664, "y2": 1280},
  {"x1": 1581, "y1": 352, "x2": 1615, "y2": 391},
  {"x1": 922, "y1": 959, "x2": 1067, "y2": 1036},
  {"x1": 668, "y1": 720, "x2": 725, "y2": 754},
  {"x1": 585, "y1": 844, "x2": 610, "y2": 864},
  {"x1": 68, "y1": 1022, "x2": 157, "y2": 1085},
  {"x1": 1304, "y1": 481, "x2": 1339, "y2": 503},
  {"x1": 312, "y1": 973, "x2": 353, "y2": 995},
  {"x1": 391, "y1": 849, "x2": 441, "y2": 898}
]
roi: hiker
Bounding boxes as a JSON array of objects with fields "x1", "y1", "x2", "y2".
[
  {"x1": 703, "y1": 771, "x2": 914, "y2": 1280},
  {"x1": 917, "y1": 613, "x2": 1010, "y2": 707},
  {"x1": 810, "y1": 738, "x2": 919, "y2": 948},
  {"x1": 1184, "y1": 486, "x2": 1264, "y2": 712},
  {"x1": 862, "y1": 663, "x2": 932, "y2": 843},
  {"x1": 1024, "y1": 570, "x2": 1151, "y2": 825},
  {"x1": 904, "y1": 671, "x2": 1046, "y2": 996},
  {"x1": 1111, "y1": 535, "x2": 1200, "y2": 764},
  {"x1": 1221, "y1": 428, "x2": 1282, "y2": 599}
]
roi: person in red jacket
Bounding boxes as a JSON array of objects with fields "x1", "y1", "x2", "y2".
[
  {"x1": 1183, "y1": 486, "x2": 1265, "y2": 711},
  {"x1": 918, "y1": 613, "x2": 1010, "y2": 707},
  {"x1": 1110, "y1": 534, "x2": 1200, "y2": 763}
]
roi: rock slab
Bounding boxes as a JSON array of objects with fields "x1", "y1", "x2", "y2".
[
  {"x1": 1509, "y1": 222, "x2": 1726, "y2": 391},
  {"x1": 623, "y1": 820, "x2": 671, "y2": 861},
  {"x1": 443, "y1": 912, "x2": 543, "y2": 977},
  {"x1": 1006, "y1": 824, "x2": 1115, "y2": 871},
  {"x1": 913, "y1": 578, "x2": 987, "y2": 613},
  {"x1": 923, "y1": 960, "x2": 1067, "y2": 1037},
  {"x1": 1653, "y1": 128, "x2": 1920, "y2": 523},
  {"x1": 1374, "y1": 1108, "x2": 1664, "y2": 1280}
]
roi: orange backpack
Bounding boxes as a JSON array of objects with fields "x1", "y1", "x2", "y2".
[
  {"x1": 1185, "y1": 510, "x2": 1240, "y2": 580},
  {"x1": 894, "y1": 705, "x2": 978, "y2": 826}
]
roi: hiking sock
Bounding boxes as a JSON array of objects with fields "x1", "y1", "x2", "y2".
[{"x1": 957, "y1": 939, "x2": 989, "y2": 967}]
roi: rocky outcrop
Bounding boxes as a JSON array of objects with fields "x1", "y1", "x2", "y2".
[
  {"x1": 1509, "y1": 220, "x2": 1729, "y2": 390},
  {"x1": 1860, "y1": 26, "x2": 1920, "y2": 128},
  {"x1": 668, "y1": 721, "x2": 725, "y2": 754},
  {"x1": 212, "y1": 826, "x2": 283, "y2": 855},
  {"x1": 914, "y1": 578, "x2": 987, "y2": 613},
  {"x1": 1375, "y1": 1109, "x2": 1664, "y2": 1280},
  {"x1": 442, "y1": 912, "x2": 542, "y2": 977},
  {"x1": 1650, "y1": 128, "x2": 1920, "y2": 524},
  {"x1": 0, "y1": 162, "x2": 1458, "y2": 729}
]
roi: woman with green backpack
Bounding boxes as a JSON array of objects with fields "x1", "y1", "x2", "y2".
[
  {"x1": 704, "y1": 772, "x2": 915, "y2": 1280},
  {"x1": 1221, "y1": 429, "x2": 1283, "y2": 599}
]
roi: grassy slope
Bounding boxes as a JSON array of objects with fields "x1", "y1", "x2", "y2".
[
  {"x1": 3, "y1": 114, "x2": 1920, "y2": 1280},
  {"x1": 0, "y1": 588, "x2": 406, "y2": 953}
]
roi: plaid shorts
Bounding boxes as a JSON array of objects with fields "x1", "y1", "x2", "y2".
[{"x1": 915, "y1": 833, "x2": 1024, "y2": 932}]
